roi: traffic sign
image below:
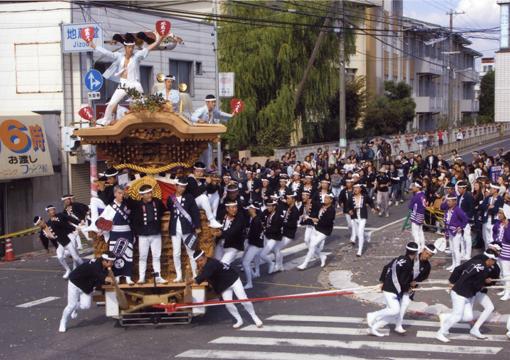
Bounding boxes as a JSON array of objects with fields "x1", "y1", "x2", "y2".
[
  {"x1": 87, "y1": 92, "x2": 101, "y2": 100},
  {"x1": 84, "y1": 69, "x2": 103, "y2": 92}
]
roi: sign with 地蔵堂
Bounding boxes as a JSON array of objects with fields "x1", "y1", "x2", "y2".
[
  {"x1": 218, "y1": 72, "x2": 235, "y2": 97},
  {"x1": 61, "y1": 23, "x2": 103, "y2": 53},
  {"x1": 0, "y1": 115, "x2": 54, "y2": 180}
]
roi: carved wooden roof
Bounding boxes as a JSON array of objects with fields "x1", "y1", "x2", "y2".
[{"x1": 74, "y1": 110, "x2": 226, "y2": 144}]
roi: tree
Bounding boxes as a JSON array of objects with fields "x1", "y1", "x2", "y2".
[
  {"x1": 325, "y1": 76, "x2": 366, "y2": 141},
  {"x1": 478, "y1": 69, "x2": 494, "y2": 122},
  {"x1": 218, "y1": 1, "x2": 358, "y2": 154},
  {"x1": 363, "y1": 81, "x2": 415, "y2": 136}
]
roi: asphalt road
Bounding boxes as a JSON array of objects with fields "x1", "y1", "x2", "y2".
[{"x1": 2, "y1": 137, "x2": 510, "y2": 360}]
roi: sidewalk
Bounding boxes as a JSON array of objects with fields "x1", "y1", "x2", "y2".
[{"x1": 320, "y1": 221, "x2": 510, "y2": 326}]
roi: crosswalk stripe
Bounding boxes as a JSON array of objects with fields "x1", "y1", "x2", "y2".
[
  {"x1": 176, "y1": 349, "x2": 447, "y2": 360},
  {"x1": 16, "y1": 296, "x2": 60, "y2": 308},
  {"x1": 417, "y1": 330, "x2": 510, "y2": 342},
  {"x1": 210, "y1": 336, "x2": 501, "y2": 355},
  {"x1": 240, "y1": 324, "x2": 390, "y2": 336},
  {"x1": 266, "y1": 314, "x2": 470, "y2": 329}
]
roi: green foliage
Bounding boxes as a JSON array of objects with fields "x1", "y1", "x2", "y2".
[
  {"x1": 325, "y1": 75, "x2": 367, "y2": 141},
  {"x1": 218, "y1": 0, "x2": 358, "y2": 153},
  {"x1": 124, "y1": 87, "x2": 166, "y2": 112},
  {"x1": 363, "y1": 81, "x2": 415, "y2": 135},
  {"x1": 479, "y1": 69, "x2": 494, "y2": 120}
]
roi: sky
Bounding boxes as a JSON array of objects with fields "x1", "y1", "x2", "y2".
[{"x1": 404, "y1": 0, "x2": 500, "y2": 66}]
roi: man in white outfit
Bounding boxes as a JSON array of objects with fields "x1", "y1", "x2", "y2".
[
  {"x1": 86, "y1": 31, "x2": 164, "y2": 126},
  {"x1": 191, "y1": 94, "x2": 233, "y2": 124},
  {"x1": 155, "y1": 74, "x2": 180, "y2": 111}
]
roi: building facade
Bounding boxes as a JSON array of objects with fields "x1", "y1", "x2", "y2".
[
  {"x1": 496, "y1": 0, "x2": 510, "y2": 123},
  {"x1": 0, "y1": 1, "x2": 216, "y2": 253},
  {"x1": 347, "y1": 0, "x2": 480, "y2": 132}
]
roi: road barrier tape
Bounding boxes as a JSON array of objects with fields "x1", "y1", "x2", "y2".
[{"x1": 0, "y1": 226, "x2": 39, "y2": 240}]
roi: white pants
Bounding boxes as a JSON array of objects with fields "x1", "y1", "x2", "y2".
[
  {"x1": 351, "y1": 218, "x2": 366, "y2": 254},
  {"x1": 56, "y1": 243, "x2": 83, "y2": 272},
  {"x1": 304, "y1": 226, "x2": 313, "y2": 246},
  {"x1": 301, "y1": 229, "x2": 327, "y2": 268},
  {"x1": 138, "y1": 234, "x2": 162, "y2": 281},
  {"x1": 68, "y1": 231, "x2": 82, "y2": 251},
  {"x1": 471, "y1": 292, "x2": 494, "y2": 331},
  {"x1": 411, "y1": 223, "x2": 425, "y2": 250},
  {"x1": 274, "y1": 236, "x2": 292, "y2": 270},
  {"x1": 259, "y1": 238, "x2": 279, "y2": 271},
  {"x1": 60, "y1": 281, "x2": 92, "y2": 330},
  {"x1": 221, "y1": 278, "x2": 259, "y2": 324},
  {"x1": 195, "y1": 193, "x2": 216, "y2": 222},
  {"x1": 501, "y1": 261, "x2": 510, "y2": 298},
  {"x1": 369, "y1": 291, "x2": 401, "y2": 328},
  {"x1": 208, "y1": 192, "x2": 220, "y2": 218},
  {"x1": 376, "y1": 191, "x2": 390, "y2": 215},
  {"x1": 482, "y1": 219, "x2": 493, "y2": 249},
  {"x1": 242, "y1": 245, "x2": 262, "y2": 287},
  {"x1": 89, "y1": 197, "x2": 106, "y2": 229},
  {"x1": 439, "y1": 291, "x2": 473, "y2": 334},
  {"x1": 448, "y1": 233, "x2": 462, "y2": 269},
  {"x1": 461, "y1": 223, "x2": 472, "y2": 258},
  {"x1": 97, "y1": 79, "x2": 144, "y2": 125},
  {"x1": 171, "y1": 231, "x2": 197, "y2": 279},
  {"x1": 221, "y1": 247, "x2": 240, "y2": 265},
  {"x1": 396, "y1": 293, "x2": 411, "y2": 327}
]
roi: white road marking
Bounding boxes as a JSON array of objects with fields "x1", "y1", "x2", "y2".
[
  {"x1": 417, "y1": 330, "x2": 510, "y2": 342},
  {"x1": 334, "y1": 226, "x2": 377, "y2": 231},
  {"x1": 371, "y1": 217, "x2": 407, "y2": 233},
  {"x1": 176, "y1": 349, "x2": 447, "y2": 360},
  {"x1": 266, "y1": 314, "x2": 470, "y2": 329},
  {"x1": 16, "y1": 296, "x2": 60, "y2": 308},
  {"x1": 240, "y1": 324, "x2": 389, "y2": 336},
  {"x1": 211, "y1": 336, "x2": 501, "y2": 355}
]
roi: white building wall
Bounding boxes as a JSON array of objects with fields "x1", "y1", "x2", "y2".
[
  {"x1": 0, "y1": 1, "x2": 71, "y2": 113},
  {"x1": 495, "y1": 52, "x2": 510, "y2": 122}
]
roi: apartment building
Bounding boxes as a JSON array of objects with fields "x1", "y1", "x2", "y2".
[
  {"x1": 348, "y1": 0, "x2": 480, "y2": 131},
  {"x1": 496, "y1": 1, "x2": 510, "y2": 122}
]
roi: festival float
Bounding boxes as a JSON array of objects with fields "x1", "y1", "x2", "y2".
[{"x1": 74, "y1": 21, "x2": 227, "y2": 326}]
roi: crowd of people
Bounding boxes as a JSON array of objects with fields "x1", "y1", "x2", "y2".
[{"x1": 32, "y1": 143, "x2": 510, "y2": 337}]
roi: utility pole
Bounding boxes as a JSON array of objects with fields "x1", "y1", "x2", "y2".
[
  {"x1": 446, "y1": 9, "x2": 464, "y2": 137},
  {"x1": 338, "y1": 0, "x2": 346, "y2": 150},
  {"x1": 213, "y1": 0, "x2": 222, "y2": 175}
]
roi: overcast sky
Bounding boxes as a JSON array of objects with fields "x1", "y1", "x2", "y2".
[{"x1": 404, "y1": 0, "x2": 500, "y2": 65}]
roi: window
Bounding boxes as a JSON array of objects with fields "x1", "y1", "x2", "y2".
[
  {"x1": 169, "y1": 59, "x2": 193, "y2": 95},
  {"x1": 196, "y1": 61, "x2": 203, "y2": 76},
  {"x1": 15, "y1": 42, "x2": 62, "y2": 93},
  {"x1": 483, "y1": 65, "x2": 487, "y2": 72}
]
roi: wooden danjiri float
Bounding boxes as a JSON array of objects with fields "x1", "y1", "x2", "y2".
[{"x1": 74, "y1": 100, "x2": 226, "y2": 326}]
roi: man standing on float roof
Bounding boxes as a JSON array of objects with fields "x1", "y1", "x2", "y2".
[
  {"x1": 191, "y1": 94, "x2": 233, "y2": 124},
  {"x1": 85, "y1": 30, "x2": 164, "y2": 126}
]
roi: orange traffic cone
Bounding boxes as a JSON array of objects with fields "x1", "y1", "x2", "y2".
[{"x1": 4, "y1": 238, "x2": 15, "y2": 261}]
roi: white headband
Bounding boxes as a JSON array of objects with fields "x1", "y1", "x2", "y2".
[{"x1": 483, "y1": 251, "x2": 498, "y2": 260}]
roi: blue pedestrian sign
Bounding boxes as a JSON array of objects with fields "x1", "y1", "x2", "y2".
[{"x1": 84, "y1": 69, "x2": 104, "y2": 92}]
